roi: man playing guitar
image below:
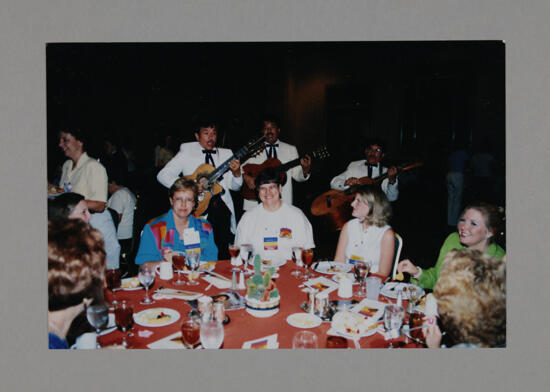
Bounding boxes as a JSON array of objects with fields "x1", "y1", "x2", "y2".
[
  {"x1": 242, "y1": 116, "x2": 312, "y2": 211},
  {"x1": 330, "y1": 139, "x2": 399, "y2": 201},
  {"x1": 157, "y1": 119, "x2": 242, "y2": 259}
]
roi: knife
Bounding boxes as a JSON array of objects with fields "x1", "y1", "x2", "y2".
[{"x1": 204, "y1": 270, "x2": 232, "y2": 282}]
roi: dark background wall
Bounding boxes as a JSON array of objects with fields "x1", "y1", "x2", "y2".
[{"x1": 46, "y1": 41, "x2": 505, "y2": 267}]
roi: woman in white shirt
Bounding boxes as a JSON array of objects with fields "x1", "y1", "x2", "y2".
[{"x1": 333, "y1": 185, "x2": 395, "y2": 277}]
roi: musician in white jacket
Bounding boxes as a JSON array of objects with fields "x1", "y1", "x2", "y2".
[
  {"x1": 242, "y1": 117, "x2": 311, "y2": 211},
  {"x1": 330, "y1": 139, "x2": 399, "y2": 202},
  {"x1": 157, "y1": 121, "x2": 242, "y2": 258}
]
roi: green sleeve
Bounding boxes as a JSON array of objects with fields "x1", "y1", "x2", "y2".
[{"x1": 411, "y1": 233, "x2": 462, "y2": 290}]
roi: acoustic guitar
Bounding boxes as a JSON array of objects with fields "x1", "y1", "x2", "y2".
[
  {"x1": 311, "y1": 162, "x2": 423, "y2": 231},
  {"x1": 241, "y1": 146, "x2": 330, "y2": 200},
  {"x1": 186, "y1": 135, "x2": 266, "y2": 216}
]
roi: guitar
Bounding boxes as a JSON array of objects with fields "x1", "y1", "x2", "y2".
[
  {"x1": 241, "y1": 146, "x2": 330, "y2": 200},
  {"x1": 185, "y1": 135, "x2": 266, "y2": 216},
  {"x1": 310, "y1": 162, "x2": 423, "y2": 230}
]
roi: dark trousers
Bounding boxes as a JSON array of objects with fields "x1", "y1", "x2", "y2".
[{"x1": 205, "y1": 194, "x2": 234, "y2": 260}]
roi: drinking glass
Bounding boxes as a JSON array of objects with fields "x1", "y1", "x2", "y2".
[
  {"x1": 138, "y1": 264, "x2": 156, "y2": 304},
  {"x1": 292, "y1": 330, "x2": 318, "y2": 349},
  {"x1": 291, "y1": 246, "x2": 303, "y2": 277},
  {"x1": 86, "y1": 302, "x2": 109, "y2": 348},
  {"x1": 180, "y1": 317, "x2": 201, "y2": 349},
  {"x1": 172, "y1": 251, "x2": 187, "y2": 286},
  {"x1": 240, "y1": 244, "x2": 252, "y2": 274},
  {"x1": 353, "y1": 261, "x2": 370, "y2": 296},
  {"x1": 186, "y1": 249, "x2": 201, "y2": 286},
  {"x1": 105, "y1": 268, "x2": 121, "y2": 305},
  {"x1": 383, "y1": 304, "x2": 404, "y2": 348},
  {"x1": 407, "y1": 285, "x2": 421, "y2": 313},
  {"x1": 200, "y1": 319, "x2": 224, "y2": 349},
  {"x1": 301, "y1": 248, "x2": 314, "y2": 280},
  {"x1": 114, "y1": 300, "x2": 134, "y2": 348},
  {"x1": 228, "y1": 243, "x2": 241, "y2": 272}
]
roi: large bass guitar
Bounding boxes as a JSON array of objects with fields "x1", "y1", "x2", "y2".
[
  {"x1": 311, "y1": 162, "x2": 423, "y2": 230},
  {"x1": 186, "y1": 135, "x2": 266, "y2": 216},
  {"x1": 241, "y1": 146, "x2": 330, "y2": 200}
]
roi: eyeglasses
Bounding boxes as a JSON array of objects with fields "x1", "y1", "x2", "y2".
[{"x1": 367, "y1": 147, "x2": 382, "y2": 153}]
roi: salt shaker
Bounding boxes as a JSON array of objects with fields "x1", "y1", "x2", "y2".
[
  {"x1": 308, "y1": 288, "x2": 318, "y2": 314},
  {"x1": 231, "y1": 270, "x2": 237, "y2": 291},
  {"x1": 237, "y1": 270, "x2": 246, "y2": 290},
  {"x1": 396, "y1": 288, "x2": 403, "y2": 308}
]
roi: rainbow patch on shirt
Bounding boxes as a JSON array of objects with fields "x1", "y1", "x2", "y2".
[
  {"x1": 279, "y1": 228, "x2": 292, "y2": 238},
  {"x1": 348, "y1": 254, "x2": 364, "y2": 265},
  {"x1": 264, "y1": 237, "x2": 278, "y2": 250}
]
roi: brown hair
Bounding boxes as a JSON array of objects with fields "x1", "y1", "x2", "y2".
[
  {"x1": 48, "y1": 219, "x2": 106, "y2": 311},
  {"x1": 168, "y1": 177, "x2": 199, "y2": 212},
  {"x1": 434, "y1": 248, "x2": 506, "y2": 347},
  {"x1": 355, "y1": 185, "x2": 392, "y2": 227}
]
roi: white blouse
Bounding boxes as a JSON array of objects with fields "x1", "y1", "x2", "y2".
[{"x1": 345, "y1": 219, "x2": 391, "y2": 273}]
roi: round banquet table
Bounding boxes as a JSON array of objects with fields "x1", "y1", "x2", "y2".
[{"x1": 99, "y1": 260, "x2": 424, "y2": 349}]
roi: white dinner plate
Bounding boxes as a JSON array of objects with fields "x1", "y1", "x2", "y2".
[
  {"x1": 312, "y1": 261, "x2": 352, "y2": 274},
  {"x1": 120, "y1": 277, "x2": 142, "y2": 291},
  {"x1": 286, "y1": 313, "x2": 323, "y2": 329},
  {"x1": 178, "y1": 261, "x2": 217, "y2": 274},
  {"x1": 99, "y1": 313, "x2": 117, "y2": 336},
  {"x1": 330, "y1": 311, "x2": 379, "y2": 339},
  {"x1": 133, "y1": 308, "x2": 180, "y2": 328},
  {"x1": 380, "y1": 282, "x2": 425, "y2": 300},
  {"x1": 260, "y1": 257, "x2": 287, "y2": 270},
  {"x1": 332, "y1": 272, "x2": 359, "y2": 285}
]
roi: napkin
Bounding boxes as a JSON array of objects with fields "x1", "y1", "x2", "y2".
[
  {"x1": 147, "y1": 332, "x2": 187, "y2": 349},
  {"x1": 242, "y1": 333, "x2": 279, "y2": 349},
  {"x1": 153, "y1": 289, "x2": 203, "y2": 301},
  {"x1": 425, "y1": 293, "x2": 438, "y2": 317},
  {"x1": 202, "y1": 275, "x2": 232, "y2": 289}
]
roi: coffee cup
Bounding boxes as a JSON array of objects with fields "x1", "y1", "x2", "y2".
[
  {"x1": 156, "y1": 261, "x2": 174, "y2": 280},
  {"x1": 338, "y1": 274, "x2": 353, "y2": 298}
]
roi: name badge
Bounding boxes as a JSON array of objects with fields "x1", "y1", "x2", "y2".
[
  {"x1": 183, "y1": 228, "x2": 201, "y2": 251},
  {"x1": 348, "y1": 254, "x2": 364, "y2": 265},
  {"x1": 264, "y1": 237, "x2": 278, "y2": 250}
]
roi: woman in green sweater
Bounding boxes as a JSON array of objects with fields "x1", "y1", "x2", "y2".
[{"x1": 397, "y1": 202, "x2": 506, "y2": 290}]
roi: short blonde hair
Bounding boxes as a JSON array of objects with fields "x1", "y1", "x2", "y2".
[
  {"x1": 356, "y1": 185, "x2": 392, "y2": 227},
  {"x1": 434, "y1": 249, "x2": 506, "y2": 347}
]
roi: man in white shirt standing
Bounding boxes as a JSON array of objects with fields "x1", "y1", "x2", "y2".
[
  {"x1": 330, "y1": 139, "x2": 399, "y2": 202},
  {"x1": 157, "y1": 119, "x2": 242, "y2": 259},
  {"x1": 242, "y1": 116, "x2": 311, "y2": 211},
  {"x1": 107, "y1": 176, "x2": 137, "y2": 255}
]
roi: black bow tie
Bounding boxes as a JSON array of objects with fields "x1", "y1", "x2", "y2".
[
  {"x1": 203, "y1": 149, "x2": 215, "y2": 166},
  {"x1": 266, "y1": 143, "x2": 279, "y2": 159}
]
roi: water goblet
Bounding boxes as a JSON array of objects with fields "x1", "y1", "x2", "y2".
[
  {"x1": 383, "y1": 304, "x2": 405, "y2": 348},
  {"x1": 291, "y1": 246, "x2": 303, "y2": 277},
  {"x1": 172, "y1": 251, "x2": 187, "y2": 286},
  {"x1": 353, "y1": 261, "x2": 370, "y2": 296},
  {"x1": 186, "y1": 249, "x2": 201, "y2": 286},
  {"x1": 138, "y1": 264, "x2": 156, "y2": 304},
  {"x1": 228, "y1": 243, "x2": 241, "y2": 272},
  {"x1": 200, "y1": 319, "x2": 224, "y2": 349},
  {"x1": 239, "y1": 244, "x2": 252, "y2": 274},
  {"x1": 180, "y1": 317, "x2": 201, "y2": 349},
  {"x1": 407, "y1": 285, "x2": 421, "y2": 313},
  {"x1": 301, "y1": 248, "x2": 314, "y2": 280},
  {"x1": 114, "y1": 300, "x2": 134, "y2": 348},
  {"x1": 86, "y1": 302, "x2": 109, "y2": 348},
  {"x1": 292, "y1": 330, "x2": 318, "y2": 349},
  {"x1": 105, "y1": 268, "x2": 122, "y2": 305}
]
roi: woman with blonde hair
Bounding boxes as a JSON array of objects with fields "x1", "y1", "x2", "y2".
[
  {"x1": 48, "y1": 218, "x2": 106, "y2": 349},
  {"x1": 397, "y1": 201, "x2": 505, "y2": 289},
  {"x1": 334, "y1": 185, "x2": 395, "y2": 277},
  {"x1": 424, "y1": 248, "x2": 506, "y2": 348}
]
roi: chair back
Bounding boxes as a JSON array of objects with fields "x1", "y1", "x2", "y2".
[{"x1": 391, "y1": 233, "x2": 403, "y2": 279}]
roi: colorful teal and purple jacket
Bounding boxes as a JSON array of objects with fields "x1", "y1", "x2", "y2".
[{"x1": 135, "y1": 209, "x2": 218, "y2": 264}]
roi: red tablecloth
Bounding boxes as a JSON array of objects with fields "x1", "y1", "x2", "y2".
[{"x1": 99, "y1": 260, "x2": 423, "y2": 349}]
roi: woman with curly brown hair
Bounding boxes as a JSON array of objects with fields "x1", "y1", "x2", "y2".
[
  {"x1": 334, "y1": 185, "x2": 395, "y2": 277},
  {"x1": 48, "y1": 219, "x2": 106, "y2": 349},
  {"x1": 424, "y1": 248, "x2": 506, "y2": 348}
]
